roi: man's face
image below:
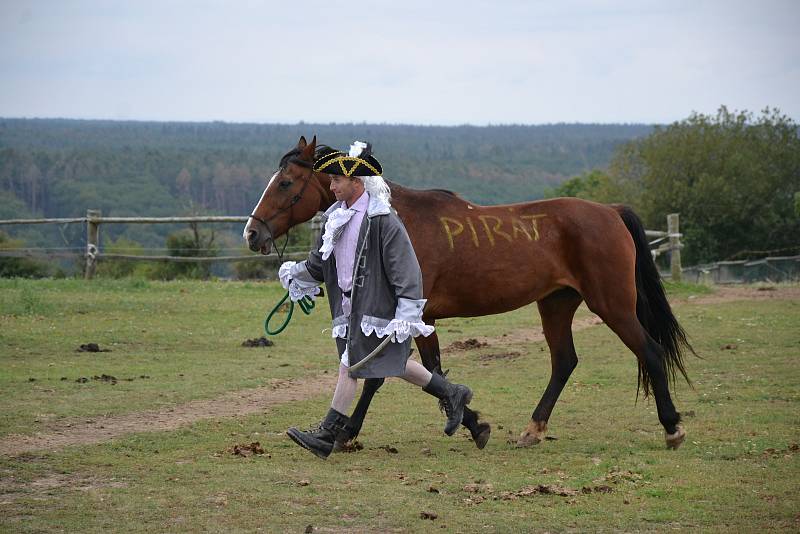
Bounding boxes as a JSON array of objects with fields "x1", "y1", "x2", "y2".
[{"x1": 329, "y1": 175, "x2": 363, "y2": 206}]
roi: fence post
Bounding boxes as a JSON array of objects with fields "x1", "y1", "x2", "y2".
[
  {"x1": 85, "y1": 209, "x2": 101, "y2": 280},
  {"x1": 668, "y1": 213, "x2": 681, "y2": 282},
  {"x1": 310, "y1": 214, "x2": 323, "y2": 248}
]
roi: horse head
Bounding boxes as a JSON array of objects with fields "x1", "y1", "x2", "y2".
[{"x1": 244, "y1": 136, "x2": 334, "y2": 255}]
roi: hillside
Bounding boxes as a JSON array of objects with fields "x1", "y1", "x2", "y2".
[{"x1": 0, "y1": 119, "x2": 653, "y2": 248}]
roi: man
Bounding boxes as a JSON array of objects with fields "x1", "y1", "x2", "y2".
[{"x1": 279, "y1": 141, "x2": 474, "y2": 460}]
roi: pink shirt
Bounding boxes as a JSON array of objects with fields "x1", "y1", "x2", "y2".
[{"x1": 334, "y1": 190, "x2": 369, "y2": 294}]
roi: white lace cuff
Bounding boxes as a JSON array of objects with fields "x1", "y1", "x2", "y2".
[
  {"x1": 280, "y1": 261, "x2": 320, "y2": 301},
  {"x1": 278, "y1": 261, "x2": 295, "y2": 289},
  {"x1": 360, "y1": 318, "x2": 434, "y2": 343},
  {"x1": 287, "y1": 280, "x2": 320, "y2": 302}
]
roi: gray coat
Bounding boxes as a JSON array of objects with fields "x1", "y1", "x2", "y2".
[{"x1": 289, "y1": 194, "x2": 428, "y2": 378}]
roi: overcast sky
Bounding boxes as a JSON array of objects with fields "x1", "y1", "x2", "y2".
[{"x1": 1, "y1": 0, "x2": 797, "y2": 125}]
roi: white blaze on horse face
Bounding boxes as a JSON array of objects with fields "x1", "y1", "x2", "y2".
[{"x1": 243, "y1": 172, "x2": 279, "y2": 240}]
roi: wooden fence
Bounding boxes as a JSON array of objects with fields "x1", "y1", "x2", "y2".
[{"x1": 0, "y1": 210, "x2": 682, "y2": 281}]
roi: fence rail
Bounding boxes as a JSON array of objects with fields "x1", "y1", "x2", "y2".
[
  {"x1": 0, "y1": 210, "x2": 681, "y2": 280},
  {"x1": 682, "y1": 255, "x2": 800, "y2": 284}
]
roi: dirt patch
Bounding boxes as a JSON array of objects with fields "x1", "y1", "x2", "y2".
[
  {"x1": 460, "y1": 481, "x2": 613, "y2": 505},
  {"x1": 0, "y1": 472, "x2": 128, "y2": 503},
  {"x1": 446, "y1": 338, "x2": 488, "y2": 351},
  {"x1": 762, "y1": 443, "x2": 799, "y2": 459},
  {"x1": 336, "y1": 440, "x2": 364, "y2": 453},
  {"x1": 445, "y1": 286, "x2": 798, "y2": 356},
  {"x1": 679, "y1": 285, "x2": 800, "y2": 305},
  {"x1": 217, "y1": 441, "x2": 269, "y2": 458},
  {"x1": 445, "y1": 315, "x2": 602, "y2": 357},
  {"x1": 478, "y1": 351, "x2": 522, "y2": 362},
  {"x1": 0, "y1": 373, "x2": 336, "y2": 457}
]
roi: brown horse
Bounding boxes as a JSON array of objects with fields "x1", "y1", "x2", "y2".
[{"x1": 244, "y1": 137, "x2": 693, "y2": 450}]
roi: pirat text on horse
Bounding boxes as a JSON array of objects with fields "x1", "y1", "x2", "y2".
[{"x1": 439, "y1": 214, "x2": 547, "y2": 251}]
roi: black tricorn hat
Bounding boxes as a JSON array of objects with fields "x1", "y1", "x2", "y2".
[{"x1": 313, "y1": 142, "x2": 383, "y2": 177}]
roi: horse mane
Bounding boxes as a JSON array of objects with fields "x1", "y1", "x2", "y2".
[
  {"x1": 279, "y1": 145, "x2": 337, "y2": 168},
  {"x1": 424, "y1": 188, "x2": 462, "y2": 199}
]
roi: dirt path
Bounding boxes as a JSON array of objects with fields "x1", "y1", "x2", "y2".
[
  {"x1": 443, "y1": 315, "x2": 603, "y2": 354},
  {"x1": 0, "y1": 374, "x2": 336, "y2": 456},
  {"x1": 674, "y1": 284, "x2": 800, "y2": 305},
  {"x1": 2, "y1": 285, "x2": 796, "y2": 457},
  {"x1": 0, "y1": 317, "x2": 603, "y2": 457}
]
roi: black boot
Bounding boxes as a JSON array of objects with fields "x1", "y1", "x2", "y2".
[
  {"x1": 423, "y1": 373, "x2": 473, "y2": 436},
  {"x1": 287, "y1": 408, "x2": 350, "y2": 460}
]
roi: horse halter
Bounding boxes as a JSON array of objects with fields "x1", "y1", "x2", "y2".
[{"x1": 248, "y1": 160, "x2": 317, "y2": 261}]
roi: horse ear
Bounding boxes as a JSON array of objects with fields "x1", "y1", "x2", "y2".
[
  {"x1": 300, "y1": 135, "x2": 316, "y2": 162},
  {"x1": 297, "y1": 136, "x2": 307, "y2": 149}
]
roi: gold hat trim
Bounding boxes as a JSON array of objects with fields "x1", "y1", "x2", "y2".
[{"x1": 315, "y1": 155, "x2": 381, "y2": 177}]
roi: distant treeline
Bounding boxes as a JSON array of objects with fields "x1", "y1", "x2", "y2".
[
  {"x1": 2, "y1": 111, "x2": 797, "y2": 275},
  {"x1": 0, "y1": 119, "x2": 652, "y2": 216}
]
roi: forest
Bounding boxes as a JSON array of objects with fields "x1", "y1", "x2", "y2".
[
  {"x1": 0, "y1": 119, "x2": 650, "y2": 251},
  {"x1": 2, "y1": 109, "x2": 797, "y2": 276}
]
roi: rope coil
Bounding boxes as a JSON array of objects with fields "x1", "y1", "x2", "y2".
[{"x1": 264, "y1": 291, "x2": 317, "y2": 336}]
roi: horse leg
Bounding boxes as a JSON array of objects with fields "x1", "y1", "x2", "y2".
[
  {"x1": 517, "y1": 287, "x2": 583, "y2": 447},
  {"x1": 335, "y1": 377, "x2": 385, "y2": 448},
  {"x1": 585, "y1": 295, "x2": 685, "y2": 449},
  {"x1": 608, "y1": 315, "x2": 684, "y2": 448},
  {"x1": 416, "y1": 329, "x2": 491, "y2": 449}
]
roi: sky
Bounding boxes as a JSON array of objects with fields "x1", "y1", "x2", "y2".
[{"x1": 0, "y1": 0, "x2": 798, "y2": 125}]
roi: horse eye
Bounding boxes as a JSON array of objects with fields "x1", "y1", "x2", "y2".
[{"x1": 279, "y1": 180, "x2": 292, "y2": 189}]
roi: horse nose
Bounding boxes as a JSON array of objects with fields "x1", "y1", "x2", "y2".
[{"x1": 246, "y1": 228, "x2": 258, "y2": 246}]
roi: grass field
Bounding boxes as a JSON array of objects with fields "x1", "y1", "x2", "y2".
[{"x1": 1, "y1": 279, "x2": 798, "y2": 532}]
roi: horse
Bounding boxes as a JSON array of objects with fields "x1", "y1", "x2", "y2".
[{"x1": 244, "y1": 136, "x2": 694, "y2": 450}]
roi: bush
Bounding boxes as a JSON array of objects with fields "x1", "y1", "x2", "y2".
[
  {"x1": 148, "y1": 225, "x2": 217, "y2": 280},
  {"x1": 0, "y1": 231, "x2": 49, "y2": 278},
  {"x1": 233, "y1": 254, "x2": 281, "y2": 280},
  {"x1": 96, "y1": 236, "x2": 149, "y2": 279}
]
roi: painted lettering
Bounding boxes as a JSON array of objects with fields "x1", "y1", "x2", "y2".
[
  {"x1": 520, "y1": 214, "x2": 547, "y2": 241},
  {"x1": 465, "y1": 217, "x2": 480, "y2": 247},
  {"x1": 511, "y1": 218, "x2": 533, "y2": 241},
  {"x1": 440, "y1": 214, "x2": 547, "y2": 249},
  {"x1": 478, "y1": 215, "x2": 512, "y2": 245},
  {"x1": 440, "y1": 217, "x2": 464, "y2": 251}
]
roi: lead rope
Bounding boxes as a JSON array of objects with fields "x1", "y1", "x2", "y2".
[{"x1": 264, "y1": 292, "x2": 316, "y2": 336}]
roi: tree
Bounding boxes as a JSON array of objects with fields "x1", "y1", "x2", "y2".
[
  {"x1": 175, "y1": 167, "x2": 192, "y2": 197},
  {"x1": 608, "y1": 107, "x2": 800, "y2": 264},
  {"x1": 546, "y1": 169, "x2": 622, "y2": 203}
]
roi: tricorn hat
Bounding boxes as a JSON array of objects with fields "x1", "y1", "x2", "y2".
[{"x1": 313, "y1": 141, "x2": 382, "y2": 177}]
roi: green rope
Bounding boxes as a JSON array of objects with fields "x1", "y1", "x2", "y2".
[{"x1": 264, "y1": 291, "x2": 316, "y2": 336}]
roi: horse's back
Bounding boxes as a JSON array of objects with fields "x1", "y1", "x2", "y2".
[{"x1": 390, "y1": 187, "x2": 634, "y2": 318}]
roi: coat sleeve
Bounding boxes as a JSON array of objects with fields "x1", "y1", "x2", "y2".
[{"x1": 379, "y1": 215, "x2": 433, "y2": 336}]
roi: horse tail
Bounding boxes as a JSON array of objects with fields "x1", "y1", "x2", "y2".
[{"x1": 614, "y1": 205, "x2": 695, "y2": 398}]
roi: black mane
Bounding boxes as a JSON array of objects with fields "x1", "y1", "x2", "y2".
[
  {"x1": 279, "y1": 144, "x2": 337, "y2": 169},
  {"x1": 425, "y1": 188, "x2": 460, "y2": 198}
]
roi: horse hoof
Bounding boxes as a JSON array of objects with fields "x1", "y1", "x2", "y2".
[
  {"x1": 473, "y1": 423, "x2": 491, "y2": 450},
  {"x1": 516, "y1": 420, "x2": 547, "y2": 448},
  {"x1": 665, "y1": 425, "x2": 686, "y2": 450}
]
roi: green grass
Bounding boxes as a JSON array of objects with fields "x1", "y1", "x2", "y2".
[{"x1": 1, "y1": 279, "x2": 798, "y2": 532}]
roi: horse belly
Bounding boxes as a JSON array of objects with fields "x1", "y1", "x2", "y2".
[{"x1": 423, "y1": 243, "x2": 562, "y2": 319}]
